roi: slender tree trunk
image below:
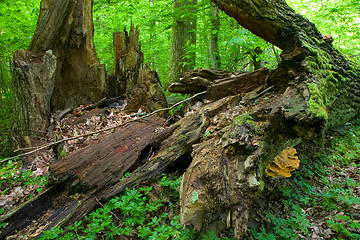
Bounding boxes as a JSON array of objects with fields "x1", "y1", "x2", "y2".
[
  {"x1": 209, "y1": 3, "x2": 221, "y2": 70},
  {"x1": 249, "y1": 47, "x2": 264, "y2": 70},
  {"x1": 168, "y1": 0, "x2": 197, "y2": 83},
  {"x1": 149, "y1": 0, "x2": 158, "y2": 72}
]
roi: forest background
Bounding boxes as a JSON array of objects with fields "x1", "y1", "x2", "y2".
[{"x1": 0, "y1": 0, "x2": 359, "y2": 156}]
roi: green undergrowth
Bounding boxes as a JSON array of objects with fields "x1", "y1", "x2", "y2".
[
  {"x1": 0, "y1": 159, "x2": 48, "y2": 216},
  {"x1": 39, "y1": 174, "x2": 196, "y2": 240},
  {"x1": 251, "y1": 116, "x2": 360, "y2": 239},
  {"x1": 0, "y1": 158, "x2": 47, "y2": 230}
]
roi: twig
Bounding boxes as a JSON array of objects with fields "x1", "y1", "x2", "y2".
[
  {"x1": 93, "y1": 195, "x2": 121, "y2": 222},
  {"x1": 0, "y1": 91, "x2": 206, "y2": 163}
]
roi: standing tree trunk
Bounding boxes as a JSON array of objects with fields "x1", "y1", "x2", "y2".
[
  {"x1": 168, "y1": 0, "x2": 197, "y2": 83},
  {"x1": 249, "y1": 47, "x2": 264, "y2": 70},
  {"x1": 28, "y1": 0, "x2": 106, "y2": 111},
  {"x1": 209, "y1": 3, "x2": 221, "y2": 70},
  {"x1": 113, "y1": 23, "x2": 144, "y2": 94},
  {"x1": 10, "y1": 0, "x2": 106, "y2": 148}
]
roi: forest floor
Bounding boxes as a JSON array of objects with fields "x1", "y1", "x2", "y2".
[{"x1": 0, "y1": 97, "x2": 359, "y2": 239}]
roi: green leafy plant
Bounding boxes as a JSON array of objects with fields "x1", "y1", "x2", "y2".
[{"x1": 39, "y1": 174, "x2": 195, "y2": 240}]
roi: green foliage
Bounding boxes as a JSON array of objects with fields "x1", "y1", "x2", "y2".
[
  {"x1": 202, "y1": 230, "x2": 221, "y2": 240},
  {"x1": 0, "y1": 159, "x2": 47, "y2": 197},
  {"x1": 39, "y1": 175, "x2": 196, "y2": 240},
  {"x1": 287, "y1": 0, "x2": 360, "y2": 62},
  {"x1": 326, "y1": 215, "x2": 360, "y2": 239}
]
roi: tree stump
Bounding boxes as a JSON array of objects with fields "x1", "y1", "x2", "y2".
[
  {"x1": 28, "y1": 0, "x2": 106, "y2": 110},
  {"x1": 113, "y1": 23, "x2": 144, "y2": 94},
  {"x1": 11, "y1": 50, "x2": 56, "y2": 143},
  {"x1": 112, "y1": 23, "x2": 167, "y2": 114}
]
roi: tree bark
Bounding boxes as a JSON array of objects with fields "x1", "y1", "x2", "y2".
[
  {"x1": 28, "y1": 0, "x2": 106, "y2": 110},
  {"x1": 209, "y1": 3, "x2": 221, "y2": 70},
  {"x1": 112, "y1": 24, "x2": 167, "y2": 114},
  {"x1": 113, "y1": 23, "x2": 144, "y2": 94},
  {"x1": 10, "y1": 50, "x2": 56, "y2": 143},
  {"x1": 168, "y1": 0, "x2": 197, "y2": 83}
]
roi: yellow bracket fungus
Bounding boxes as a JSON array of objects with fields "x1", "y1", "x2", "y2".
[{"x1": 266, "y1": 147, "x2": 300, "y2": 177}]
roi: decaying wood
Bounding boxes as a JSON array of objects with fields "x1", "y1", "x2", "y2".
[
  {"x1": 175, "y1": 0, "x2": 360, "y2": 237},
  {"x1": 167, "y1": 68, "x2": 233, "y2": 93},
  {"x1": 0, "y1": 117, "x2": 171, "y2": 238},
  {"x1": 0, "y1": 91, "x2": 205, "y2": 164},
  {"x1": 49, "y1": 116, "x2": 168, "y2": 191},
  {"x1": 113, "y1": 23, "x2": 143, "y2": 93},
  {"x1": 111, "y1": 24, "x2": 167, "y2": 114},
  {"x1": 125, "y1": 63, "x2": 168, "y2": 115},
  {"x1": 168, "y1": 67, "x2": 269, "y2": 101},
  {"x1": 9, "y1": 0, "x2": 106, "y2": 154},
  {"x1": 206, "y1": 68, "x2": 269, "y2": 100},
  {"x1": 3, "y1": 0, "x2": 360, "y2": 239},
  {"x1": 28, "y1": 0, "x2": 106, "y2": 110},
  {"x1": 0, "y1": 186, "x2": 65, "y2": 238}
]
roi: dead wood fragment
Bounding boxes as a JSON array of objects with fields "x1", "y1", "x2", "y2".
[
  {"x1": 48, "y1": 116, "x2": 168, "y2": 192},
  {"x1": 206, "y1": 68, "x2": 269, "y2": 100},
  {"x1": 167, "y1": 68, "x2": 233, "y2": 93}
]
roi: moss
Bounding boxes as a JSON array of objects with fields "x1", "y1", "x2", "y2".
[
  {"x1": 234, "y1": 112, "x2": 254, "y2": 125},
  {"x1": 234, "y1": 112, "x2": 263, "y2": 135},
  {"x1": 302, "y1": 42, "x2": 341, "y2": 122},
  {"x1": 58, "y1": 149, "x2": 67, "y2": 160}
]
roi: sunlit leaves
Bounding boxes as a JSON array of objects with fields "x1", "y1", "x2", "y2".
[{"x1": 287, "y1": 0, "x2": 360, "y2": 61}]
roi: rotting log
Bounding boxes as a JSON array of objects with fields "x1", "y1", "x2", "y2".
[
  {"x1": 175, "y1": 0, "x2": 360, "y2": 238},
  {"x1": 0, "y1": 116, "x2": 173, "y2": 238},
  {"x1": 167, "y1": 68, "x2": 233, "y2": 93},
  {"x1": 167, "y1": 68, "x2": 268, "y2": 98},
  {"x1": 48, "y1": 116, "x2": 169, "y2": 192},
  {"x1": 206, "y1": 68, "x2": 269, "y2": 100}
]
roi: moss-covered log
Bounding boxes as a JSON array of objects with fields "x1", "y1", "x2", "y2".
[{"x1": 176, "y1": 0, "x2": 360, "y2": 238}]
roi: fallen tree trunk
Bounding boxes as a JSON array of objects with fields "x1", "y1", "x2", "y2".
[{"x1": 176, "y1": 0, "x2": 360, "y2": 237}]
